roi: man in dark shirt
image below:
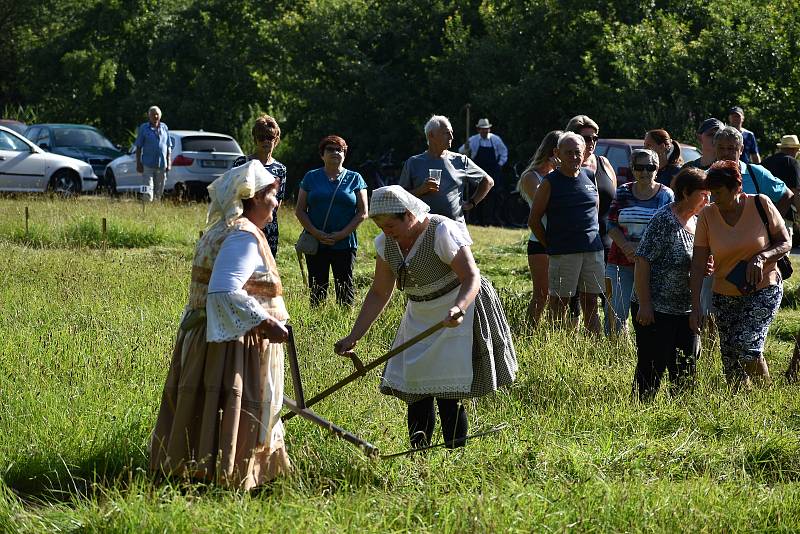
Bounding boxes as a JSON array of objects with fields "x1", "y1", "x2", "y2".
[
  {"x1": 529, "y1": 132, "x2": 604, "y2": 334},
  {"x1": 762, "y1": 135, "x2": 800, "y2": 189},
  {"x1": 727, "y1": 106, "x2": 761, "y2": 164},
  {"x1": 762, "y1": 134, "x2": 800, "y2": 242},
  {"x1": 684, "y1": 117, "x2": 723, "y2": 170}
]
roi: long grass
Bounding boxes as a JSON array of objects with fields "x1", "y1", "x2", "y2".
[{"x1": 1, "y1": 196, "x2": 800, "y2": 532}]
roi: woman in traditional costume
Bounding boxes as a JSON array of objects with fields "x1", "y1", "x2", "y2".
[
  {"x1": 334, "y1": 185, "x2": 517, "y2": 449},
  {"x1": 150, "y1": 160, "x2": 291, "y2": 489}
]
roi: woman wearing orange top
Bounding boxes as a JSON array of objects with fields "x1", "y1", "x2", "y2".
[{"x1": 689, "y1": 160, "x2": 790, "y2": 388}]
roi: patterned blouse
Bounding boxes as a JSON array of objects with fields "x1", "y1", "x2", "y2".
[
  {"x1": 233, "y1": 155, "x2": 287, "y2": 257},
  {"x1": 633, "y1": 204, "x2": 695, "y2": 315}
]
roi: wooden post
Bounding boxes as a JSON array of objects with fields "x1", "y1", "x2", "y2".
[
  {"x1": 464, "y1": 103, "x2": 471, "y2": 157},
  {"x1": 24, "y1": 206, "x2": 29, "y2": 236},
  {"x1": 101, "y1": 217, "x2": 107, "y2": 249}
]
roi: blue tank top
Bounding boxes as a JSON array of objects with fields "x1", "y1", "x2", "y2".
[{"x1": 544, "y1": 169, "x2": 604, "y2": 255}]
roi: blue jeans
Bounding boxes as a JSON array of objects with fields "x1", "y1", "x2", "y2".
[{"x1": 604, "y1": 264, "x2": 634, "y2": 334}]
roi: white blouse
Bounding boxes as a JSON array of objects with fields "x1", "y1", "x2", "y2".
[
  {"x1": 206, "y1": 231, "x2": 273, "y2": 342},
  {"x1": 374, "y1": 216, "x2": 473, "y2": 264}
]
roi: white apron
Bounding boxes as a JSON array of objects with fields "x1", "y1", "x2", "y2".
[{"x1": 382, "y1": 285, "x2": 475, "y2": 394}]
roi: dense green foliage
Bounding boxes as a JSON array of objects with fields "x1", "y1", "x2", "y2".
[
  {"x1": 3, "y1": 0, "x2": 800, "y2": 189},
  {"x1": 2, "y1": 196, "x2": 800, "y2": 531}
]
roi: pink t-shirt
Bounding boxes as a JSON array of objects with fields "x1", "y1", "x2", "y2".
[{"x1": 695, "y1": 194, "x2": 783, "y2": 296}]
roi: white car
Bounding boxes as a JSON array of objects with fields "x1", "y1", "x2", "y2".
[
  {"x1": 104, "y1": 130, "x2": 244, "y2": 197},
  {"x1": 0, "y1": 125, "x2": 98, "y2": 195}
]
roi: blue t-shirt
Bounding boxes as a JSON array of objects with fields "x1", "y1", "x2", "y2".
[
  {"x1": 134, "y1": 122, "x2": 173, "y2": 169},
  {"x1": 740, "y1": 161, "x2": 786, "y2": 204},
  {"x1": 740, "y1": 129, "x2": 760, "y2": 164},
  {"x1": 300, "y1": 168, "x2": 367, "y2": 250},
  {"x1": 543, "y1": 169, "x2": 604, "y2": 255}
]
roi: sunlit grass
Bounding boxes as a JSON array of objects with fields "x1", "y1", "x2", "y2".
[{"x1": 2, "y1": 196, "x2": 800, "y2": 532}]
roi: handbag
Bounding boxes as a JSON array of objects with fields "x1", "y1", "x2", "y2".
[
  {"x1": 295, "y1": 171, "x2": 346, "y2": 256},
  {"x1": 294, "y1": 229, "x2": 319, "y2": 255},
  {"x1": 753, "y1": 195, "x2": 793, "y2": 280}
]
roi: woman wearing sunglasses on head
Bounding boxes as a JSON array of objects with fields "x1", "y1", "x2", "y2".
[
  {"x1": 565, "y1": 115, "x2": 618, "y2": 260},
  {"x1": 605, "y1": 149, "x2": 675, "y2": 335},
  {"x1": 233, "y1": 115, "x2": 287, "y2": 259},
  {"x1": 645, "y1": 129, "x2": 683, "y2": 188},
  {"x1": 334, "y1": 186, "x2": 517, "y2": 450}
]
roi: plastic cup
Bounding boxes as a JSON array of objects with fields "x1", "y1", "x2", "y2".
[{"x1": 429, "y1": 169, "x2": 442, "y2": 185}]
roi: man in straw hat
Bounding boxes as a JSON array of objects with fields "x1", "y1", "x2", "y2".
[
  {"x1": 762, "y1": 134, "x2": 800, "y2": 241},
  {"x1": 458, "y1": 118, "x2": 508, "y2": 225}
]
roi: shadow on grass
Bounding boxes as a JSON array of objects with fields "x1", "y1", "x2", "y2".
[
  {"x1": 2, "y1": 425, "x2": 149, "y2": 506},
  {"x1": 4, "y1": 220, "x2": 183, "y2": 249}
]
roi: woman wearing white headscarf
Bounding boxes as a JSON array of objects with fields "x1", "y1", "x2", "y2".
[
  {"x1": 150, "y1": 160, "x2": 291, "y2": 489},
  {"x1": 334, "y1": 185, "x2": 517, "y2": 449}
]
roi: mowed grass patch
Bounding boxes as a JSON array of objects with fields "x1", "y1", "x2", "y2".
[{"x1": 2, "y1": 196, "x2": 800, "y2": 531}]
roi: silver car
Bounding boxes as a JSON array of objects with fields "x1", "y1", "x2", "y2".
[
  {"x1": 0, "y1": 125, "x2": 97, "y2": 195},
  {"x1": 104, "y1": 130, "x2": 244, "y2": 197}
]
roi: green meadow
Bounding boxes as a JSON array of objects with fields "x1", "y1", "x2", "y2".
[{"x1": 2, "y1": 195, "x2": 800, "y2": 532}]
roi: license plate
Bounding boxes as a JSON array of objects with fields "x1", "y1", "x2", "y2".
[{"x1": 200, "y1": 159, "x2": 228, "y2": 168}]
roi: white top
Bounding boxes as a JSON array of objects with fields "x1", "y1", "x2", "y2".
[
  {"x1": 374, "y1": 216, "x2": 472, "y2": 264},
  {"x1": 519, "y1": 169, "x2": 546, "y2": 243},
  {"x1": 375, "y1": 216, "x2": 476, "y2": 394},
  {"x1": 206, "y1": 231, "x2": 273, "y2": 342},
  {"x1": 458, "y1": 133, "x2": 509, "y2": 166}
]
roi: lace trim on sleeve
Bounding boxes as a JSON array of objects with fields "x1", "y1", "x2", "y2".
[{"x1": 206, "y1": 290, "x2": 270, "y2": 342}]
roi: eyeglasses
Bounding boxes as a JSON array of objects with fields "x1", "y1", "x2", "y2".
[
  {"x1": 396, "y1": 262, "x2": 408, "y2": 291},
  {"x1": 582, "y1": 134, "x2": 599, "y2": 143},
  {"x1": 256, "y1": 134, "x2": 278, "y2": 143},
  {"x1": 632, "y1": 164, "x2": 657, "y2": 172},
  {"x1": 324, "y1": 146, "x2": 344, "y2": 154}
]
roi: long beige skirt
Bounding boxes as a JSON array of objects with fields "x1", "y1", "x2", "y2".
[{"x1": 149, "y1": 324, "x2": 290, "y2": 490}]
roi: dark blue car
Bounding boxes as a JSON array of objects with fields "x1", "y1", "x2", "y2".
[{"x1": 24, "y1": 124, "x2": 123, "y2": 188}]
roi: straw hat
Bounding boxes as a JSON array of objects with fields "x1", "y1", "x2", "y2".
[
  {"x1": 475, "y1": 118, "x2": 492, "y2": 129},
  {"x1": 776, "y1": 135, "x2": 800, "y2": 149}
]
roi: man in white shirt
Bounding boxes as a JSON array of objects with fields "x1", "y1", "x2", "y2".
[{"x1": 458, "y1": 118, "x2": 508, "y2": 225}]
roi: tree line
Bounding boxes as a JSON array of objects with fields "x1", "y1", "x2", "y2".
[{"x1": 3, "y1": 0, "x2": 799, "y2": 192}]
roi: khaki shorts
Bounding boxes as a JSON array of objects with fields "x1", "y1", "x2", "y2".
[{"x1": 548, "y1": 250, "x2": 605, "y2": 297}]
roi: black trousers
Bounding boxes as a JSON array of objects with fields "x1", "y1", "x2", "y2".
[
  {"x1": 305, "y1": 248, "x2": 356, "y2": 307},
  {"x1": 631, "y1": 302, "x2": 700, "y2": 401},
  {"x1": 407, "y1": 397, "x2": 468, "y2": 449}
]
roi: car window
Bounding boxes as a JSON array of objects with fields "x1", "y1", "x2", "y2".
[
  {"x1": 26, "y1": 127, "x2": 41, "y2": 142},
  {"x1": 682, "y1": 146, "x2": 701, "y2": 162},
  {"x1": 0, "y1": 130, "x2": 30, "y2": 151},
  {"x1": 594, "y1": 143, "x2": 609, "y2": 157},
  {"x1": 605, "y1": 146, "x2": 630, "y2": 174},
  {"x1": 180, "y1": 136, "x2": 240, "y2": 153},
  {"x1": 53, "y1": 127, "x2": 115, "y2": 149},
  {"x1": 36, "y1": 128, "x2": 51, "y2": 147}
]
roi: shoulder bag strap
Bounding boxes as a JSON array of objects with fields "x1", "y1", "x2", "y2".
[
  {"x1": 320, "y1": 171, "x2": 346, "y2": 232},
  {"x1": 747, "y1": 163, "x2": 761, "y2": 195},
  {"x1": 753, "y1": 194, "x2": 773, "y2": 245}
]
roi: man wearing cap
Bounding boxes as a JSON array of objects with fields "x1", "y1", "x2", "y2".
[
  {"x1": 727, "y1": 106, "x2": 761, "y2": 164},
  {"x1": 762, "y1": 135, "x2": 800, "y2": 241},
  {"x1": 684, "y1": 118, "x2": 724, "y2": 170},
  {"x1": 458, "y1": 118, "x2": 508, "y2": 225}
]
